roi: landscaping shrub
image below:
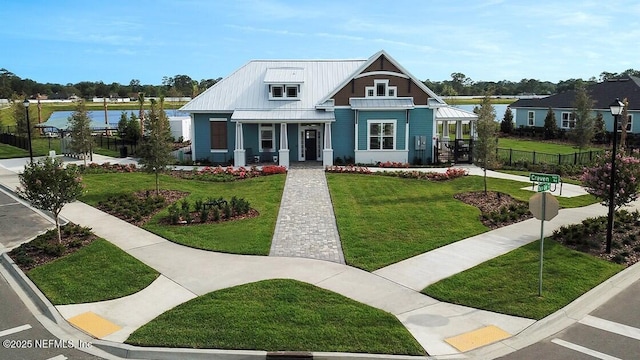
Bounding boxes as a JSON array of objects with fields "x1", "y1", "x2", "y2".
[
  {"x1": 98, "y1": 193, "x2": 166, "y2": 224},
  {"x1": 172, "y1": 165, "x2": 286, "y2": 182}
]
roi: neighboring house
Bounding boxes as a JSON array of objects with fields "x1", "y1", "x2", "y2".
[
  {"x1": 510, "y1": 75, "x2": 640, "y2": 133},
  {"x1": 180, "y1": 50, "x2": 477, "y2": 167}
]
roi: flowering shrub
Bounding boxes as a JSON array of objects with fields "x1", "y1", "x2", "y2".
[
  {"x1": 581, "y1": 150, "x2": 640, "y2": 209},
  {"x1": 68, "y1": 162, "x2": 138, "y2": 174},
  {"x1": 377, "y1": 161, "x2": 410, "y2": 168},
  {"x1": 379, "y1": 167, "x2": 468, "y2": 181},
  {"x1": 325, "y1": 165, "x2": 372, "y2": 174},
  {"x1": 173, "y1": 165, "x2": 287, "y2": 182}
]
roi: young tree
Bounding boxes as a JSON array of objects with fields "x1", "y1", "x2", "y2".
[
  {"x1": 473, "y1": 94, "x2": 498, "y2": 194},
  {"x1": 543, "y1": 107, "x2": 558, "y2": 139},
  {"x1": 619, "y1": 98, "x2": 630, "y2": 149},
  {"x1": 137, "y1": 98, "x2": 174, "y2": 195},
  {"x1": 11, "y1": 97, "x2": 32, "y2": 136},
  {"x1": 117, "y1": 111, "x2": 140, "y2": 143},
  {"x1": 581, "y1": 150, "x2": 640, "y2": 209},
  {"x1": 593, "y1": 112, "x2": 606, "y2": 143},
  {"x1": 569, "y1": 86, "x2": 595, "y2": 150},
  {"x1": 138, "y1": 92, "x2": 145, "y2": 136},
  {"x1": 18, "y1": 157, "x2": 83, "y2": 244},
  {"x1": 68, "y1": 100, "x2": 93, "y2": 165},
  {"x1": 500, "y1": 107, "x2": 514, "y2": 134}
]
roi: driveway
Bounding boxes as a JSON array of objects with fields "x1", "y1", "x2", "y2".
[{"x1": 0, "y1": 187, "x2": 54, "y2": 251}]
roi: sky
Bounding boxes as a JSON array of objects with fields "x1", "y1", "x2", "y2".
[{"x1": 2, "y1": 0, "x2": 639, "y2": 86}]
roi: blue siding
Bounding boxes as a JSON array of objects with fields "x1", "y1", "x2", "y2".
[
  {"x1": 333, "y1": 109, "x2": 355, "y2": 160},
  {"x1": 287, "y1": 124, "x2": 299, "y2": 162},
  {"x1": 356, "y1": 110, "x2": 407, "y2": 151},
  {"x1": 193, "y1": 113, "x2": 233, "y2": 163},
  {"x1": 407, "y1": 108, "x2": 434, "y2": 163},
  {"x1": 514, "y1": 107, "x2": 640, "y2": 134}
]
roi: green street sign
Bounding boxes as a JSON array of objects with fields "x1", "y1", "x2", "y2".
[
  {"x1": 529, "y1": 173, "x2": 560, "y2": 184},
  {"x1": 538, "y1": 183, "x2": 550, "y2": 192}
]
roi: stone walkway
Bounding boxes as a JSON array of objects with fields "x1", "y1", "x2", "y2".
[{"x1": 269, "y1": 164, "x2": 345, "y2": 264}]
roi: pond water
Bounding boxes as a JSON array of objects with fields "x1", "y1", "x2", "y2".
[
  {"x1": 43, "y1": 109, "x2": 189, "y2": 130},
  {"x1": 452, "y1": 104, "x2": 509, "y2": 121}
]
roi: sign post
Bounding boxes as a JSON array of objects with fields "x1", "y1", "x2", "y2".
[{"x1": 529, "y1": 191, "x2": 559, "y2": 296}]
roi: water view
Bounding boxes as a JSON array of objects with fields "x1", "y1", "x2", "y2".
[{"x1": 43, "y1": 109, "x2": 189, "y2": 130}]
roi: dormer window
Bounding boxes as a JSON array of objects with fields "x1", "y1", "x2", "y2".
[
  {"x1": 269, "y1": 84, "x2": 300, "y2": 100},
  {"x1": 366, "y1": 80, "x2": 397, "y2": 98}
]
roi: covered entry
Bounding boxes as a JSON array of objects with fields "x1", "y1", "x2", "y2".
[{"x1": 433, "y1": 106, "x2": 477, "y2": 164}]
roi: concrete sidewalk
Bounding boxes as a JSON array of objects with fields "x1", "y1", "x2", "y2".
[{"x1": 1, "y1": 155, "x2": 638, "y2": 359}]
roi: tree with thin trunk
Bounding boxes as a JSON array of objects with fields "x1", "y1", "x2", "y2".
[
  {"x1": 18, "y1": 157, "x2": 83, "y2": 244},
  {"x1": 138, "y1": 92, "x2": 145, "y2": 137},
  {"x1": 543, "y1": 107, "x2": 558, "y2": 139},
  {"x1": 569, "y1": 85, "x2": 595, "y2": 151},
  {"x1": 11, "y1": 97, "x2": 32, "y2": 136},
  {"x1": 68, "y1": 100, "x2": 93, "y2": 165},
  {"x1": 473, "y1": 94, "x2": 498, "y2": 194},
  {"x1": 619, "y1": 98, "x2": 630, "y2": 149},
  {"x1": 137, "y1": 98, "x2": 173, "y2": 195}
]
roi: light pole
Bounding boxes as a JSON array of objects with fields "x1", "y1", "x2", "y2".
[
  {"x1": 22, "y1": 99, "x2": 34, "y2": 163},
  {"x1": 606, "y1": 98, "x2": 624, "y2": 254}
]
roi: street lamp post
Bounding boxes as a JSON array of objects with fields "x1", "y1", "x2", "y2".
[
  {"x1": 22, "y1": 99, "x2": 34, "y2": 163},
  {"x1": 606, "y1": 98, "x2": 624, "y2": 254}
]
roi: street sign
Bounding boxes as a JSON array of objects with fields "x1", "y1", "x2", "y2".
[
  {"x1": 537, "y1": 183, "x2": 550, "y2": 192},
  {"x1": 529, "y1": 192, "x2": 559, "y2": 221},
  {"x1": 529, "y1": 172, "x2": 560, "y2": 184}
]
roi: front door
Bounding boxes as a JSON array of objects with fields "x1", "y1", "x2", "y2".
[{"x1": 305, "y1": 130, "x2": 317, "y2": 161}]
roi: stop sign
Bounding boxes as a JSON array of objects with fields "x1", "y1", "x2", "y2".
[{"x1": 529, "y1": 192, "x2": 559, "y2": 221}]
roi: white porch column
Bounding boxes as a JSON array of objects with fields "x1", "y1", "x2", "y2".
[
  {"x1": 233, "y1": 122, "x2": 245, "y2": 167},
  {"x1": 456, "y1": 120, "x2": 463, "y2": 139},
  {"x1": 278, "y1": 123, "x2": 290, "y2": 168},
  {"x1": 323, "y1": 122, "x2": 333, "y2": 167},
  {"x1": 471, "y1": 121, "x2": 478, "y2": 139}
]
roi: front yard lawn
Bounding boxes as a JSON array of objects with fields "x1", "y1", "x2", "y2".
[
  {"x1": 80, "y1": 172, "x2": 286, "y2": 255},
  {"x1": 422, "y1": 239, "x2": 624, "y2": 320},
  {"x1": 126, "y1": 279, "x2": 425, "y2": 355},
  {"x1": 27, "y1": 239, "x2": 158, "y2": 305},
  {"x1": 326, "y1": 174, "x2": 597, "y2": 271}
]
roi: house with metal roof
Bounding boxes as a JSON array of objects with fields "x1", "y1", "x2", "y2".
[
  {"x1": 180, "y1": 50, "x2": 477, "y2": 167},
  {"x1": 510, "y1": 75, "x2": 640, "y2": 133}
]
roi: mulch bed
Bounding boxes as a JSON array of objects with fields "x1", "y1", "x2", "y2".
[{"x1": 454, "y1": 191, "x2": 532, "y2": 229}]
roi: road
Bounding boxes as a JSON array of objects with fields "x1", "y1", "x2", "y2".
[
  {"x1": 499, "y1": 279, "x2": 640, "y2": 360},
  {"x1": 0, "y1": 185, "x2": 105, "y2": 359}
]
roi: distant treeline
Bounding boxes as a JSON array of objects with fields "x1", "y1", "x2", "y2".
[
  {"x1": 0, "y1": 69, "x2": 221, "y2": 100},
  {"x1": 2, "y1": 67, "x2": 639, "y2": 100}
]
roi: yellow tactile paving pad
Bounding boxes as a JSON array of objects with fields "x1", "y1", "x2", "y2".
[
  {"x1": 68, "y1": 311, "x2": 121, "y2": 338},
  {"x1": 445, "y1": 325, "x2": 511, "y2": 352}
]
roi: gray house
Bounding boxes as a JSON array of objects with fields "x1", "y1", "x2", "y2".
[{"x1": 510, "y1": 75, "x2": 640, "y2": 133}]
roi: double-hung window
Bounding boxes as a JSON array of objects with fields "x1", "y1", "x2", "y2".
[
  {"x1": 368, "y1": 120, "x2": 396, "y2": 150},
  {"x1": 527, "y1": 111, "x2": 535, "y2": 126},
  {"x1": 561, "y1": 112, "x2": 576, "y2": 128},
  {"x1": 259, "y1": 123, "x2": 275, "y2": 152},
  {"x1": 618, "y1": 114, "x2": 633, "y2": 132},
  {"x1": 210, "y1": 118, "x2": 227, "y2": 152}
]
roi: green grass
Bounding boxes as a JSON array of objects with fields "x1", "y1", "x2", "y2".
[
  {"x1": 498, "y1": 138, "x2": 601, "y2": 153},
  {"x1": 327, "y1": 174, "x2": 598, "y2": 271},
  {"x1": 80, "y1": 172, "x2": 286, "y2": 255},
  {"x1": 126, "y1": 279, "x2": 425, "y2": 355},
  {"x1": 497, "y1": 169, "x2": 583, "y2": 185},
  {"x1": 27, "y1": 239, "x2": 158, "y2": 305},
  {"x1": 423, "y1": 239, "x2": 624, "y2": 319}
]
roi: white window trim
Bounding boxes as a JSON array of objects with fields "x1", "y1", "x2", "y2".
[
  {"x1": 209, "y1": 118, "x2": 228, "y2": 153},
  {"x1": 365, "y1": 79, "x2": 397, "y2": 98},
  {"x1": 527, "y1": 111, "x2": 535, "y2": 126},
  {"x1": 367, "y1": 119, "x2": 397, "y2": 150},
  {"x1": 269, "y1": 84, "x2": 300, "y2": 100},
  {"x1": 561, "y1": 112, "x2": 576, "y2": 129},
  {"x1": 259, "y1": 123, "x2": 275, "y2": 152}
]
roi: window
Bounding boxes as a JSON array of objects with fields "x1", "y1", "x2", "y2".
[
  {"x1": 368, "y1": 120, "x2": 396, "y2": 150},
  {"x1": 209, "y1": 119, "x2": 227, "y2": 151},
  {"x1": 618, "y1": 114, "x2": 633, "y2": 132},
  {"x1": 259, "y1": 124, "x2": 274, "y2": 152},
  {"x1": 286, "y1": 85, "x2": 298, "y2": 98},
  {"x1": 365, "y1": 80, "x2": 397, "y2": 98},
  {"x1": 528, "y1": 111, "x2": 535, "y2": 126},
  {"x1": 561, "y1": 112, "x2": 576, "y2": 128},
  {"x1": 269, "y1": 84, "x2": 300, "y2": 100},
  {"x1": 271, "y1": 86, "x2": 283, "y2": 98}
]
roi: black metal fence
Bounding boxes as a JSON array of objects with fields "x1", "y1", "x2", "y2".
[
  {"x1": 0, "y1": 133, "x2": 30, "y2": 151},
  {"x1": 94, "y1": 134, "x2": 138, "y2": 155},
  {"x1": 497, "y1": 148, "x2": 604, "y2": 166}
]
